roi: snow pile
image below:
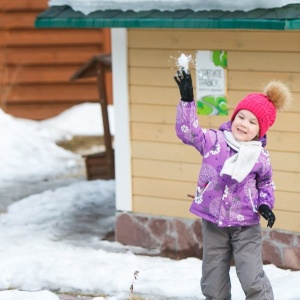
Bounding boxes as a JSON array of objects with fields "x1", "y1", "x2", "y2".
[
  {"x1": 0, "y1": 103, "x2": 114, "y2": 182},
  {"x1": 0, "y1": 180, "x2": 116, "y2": 245},
  {"x1": 0, "y1": 109, "x2": 80, "y2": 182},
  {"x1": 40, "y1": 103, "x2": 115, "y2": 141}
]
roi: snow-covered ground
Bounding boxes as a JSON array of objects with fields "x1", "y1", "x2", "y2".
[{"x1": 0, "y1": 103, "x2": 300, "y2": 300}]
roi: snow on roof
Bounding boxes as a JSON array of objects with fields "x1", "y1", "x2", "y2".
[{"x1": 48, "y1": 0, "x2": 300, "y2": 15}]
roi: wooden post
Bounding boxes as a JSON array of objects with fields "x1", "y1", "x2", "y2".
[
  {"x1": 70, "y1": 54, "x2": 114, "y2": 180},
  {"x1": 96, "y1": 60, "x2": 114, "y2": 179}
]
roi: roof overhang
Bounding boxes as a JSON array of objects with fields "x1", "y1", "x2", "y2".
[{"x1": 35, "y1": 4, "x2": 300, "y2": 30}]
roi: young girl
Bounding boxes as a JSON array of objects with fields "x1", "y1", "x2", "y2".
[{"x1": 174, "y1": 69, "x2": 292, "y2": 300}]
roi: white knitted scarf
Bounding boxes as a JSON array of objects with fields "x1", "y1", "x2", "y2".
[{"x1": 220, "y1": 131, "x2": 262, "y2": 183}]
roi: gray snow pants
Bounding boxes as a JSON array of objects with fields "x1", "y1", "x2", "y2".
[{"x1": 201, "y1": 220, "x2": 274, "y2": 300}]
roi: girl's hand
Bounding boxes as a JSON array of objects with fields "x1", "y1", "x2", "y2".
[
  {"x1": 174, "y1": 68, "x2": 194, "y2": 102},
  {"x1": 259, "y1": 204, "x2": 276, "y2": 228}
]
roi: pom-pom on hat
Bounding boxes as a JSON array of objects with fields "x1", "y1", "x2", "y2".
[{"x1": 231, "y1": 80, "x2": 292, "y2": 137}]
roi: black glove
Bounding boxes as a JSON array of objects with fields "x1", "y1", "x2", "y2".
[
  {"x1": 174, "y1": 68, "x2": 194, "y2": 102},
  {"x1": 259, "y1": 204, "x2": 275, "y2": 228}
]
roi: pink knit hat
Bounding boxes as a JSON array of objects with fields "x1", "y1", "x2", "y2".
[{"x1": 231, "y1": 80, "x2": 292, "y2": 137}]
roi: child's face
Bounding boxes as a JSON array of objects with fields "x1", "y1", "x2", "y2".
[{"x1": 231, "y1": 110, "x2": 260, "y2": 142}]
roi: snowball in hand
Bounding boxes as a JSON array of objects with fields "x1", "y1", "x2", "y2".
[{"x1": 177, "y1": 53, "x2": 192, "y2": 72}]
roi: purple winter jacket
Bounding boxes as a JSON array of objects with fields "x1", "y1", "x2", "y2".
[{"x1": 175, "y1": 100, "x2": 275, "y2": 227}]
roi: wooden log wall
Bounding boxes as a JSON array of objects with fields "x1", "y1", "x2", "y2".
[{"x1": 0, "y1": 0, "x2": 112, "y2": 120}]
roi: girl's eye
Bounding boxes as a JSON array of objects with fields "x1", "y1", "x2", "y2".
[{"x1": 238, "y1": 115, "x2": 244, "y2": 119}]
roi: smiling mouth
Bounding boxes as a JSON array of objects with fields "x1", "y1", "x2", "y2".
[{"x1": 237, "y1": 128, "x2": 247, "y2": 134}]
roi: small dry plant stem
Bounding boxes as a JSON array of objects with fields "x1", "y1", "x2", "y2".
[{"x1": 129, "y1": 270, "x2": 139, "y2": 300}]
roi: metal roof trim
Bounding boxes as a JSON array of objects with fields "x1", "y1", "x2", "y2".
[{"x1": 35, "y1": 4, "x2": 300, "y2": 30}]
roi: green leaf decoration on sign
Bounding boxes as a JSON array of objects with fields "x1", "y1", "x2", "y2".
[
  {"x1": 211, "y1": 50, "x2": 227, "y2": 68},
  {"x1": 197, "y1": 95, "x2": 228, "y2": 116}
]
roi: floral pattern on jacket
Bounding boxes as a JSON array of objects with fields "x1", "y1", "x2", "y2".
[{"x1": 175, "y1": 100, "x2": 275, "y2": 227}]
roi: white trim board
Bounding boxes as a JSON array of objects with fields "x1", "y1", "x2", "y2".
[{"x1": 111, "y1": 28, "x2": 132, "y2": 212}]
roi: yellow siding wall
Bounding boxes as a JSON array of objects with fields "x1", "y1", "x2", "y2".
[{"x1": 128, "y1": 29, "x2": 300, "y2": 233}]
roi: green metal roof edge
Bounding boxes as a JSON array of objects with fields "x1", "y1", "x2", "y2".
[
  {"x1": 35, "y1": 4, "x2": 300, "y2": 30},
  {"x1": 285, "y1": 20, "x2": 300, "y2": 29},
  {"x1": 35, "y1": 18, "x2": 290, "y2": 30}
]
